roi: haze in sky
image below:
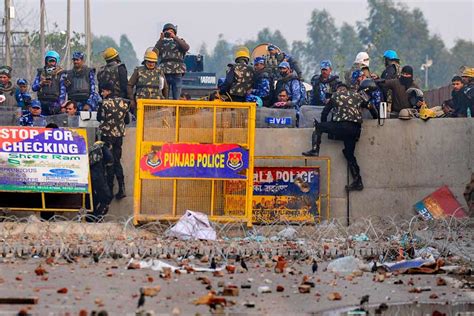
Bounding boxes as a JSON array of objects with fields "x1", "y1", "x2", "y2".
[{"x1": 12, "y1": 0, "x2": 474, "y2": 56}]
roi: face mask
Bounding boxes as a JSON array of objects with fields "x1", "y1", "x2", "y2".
[{"x1": 400, "y1": 76, "x2": 413, "y2": 88}]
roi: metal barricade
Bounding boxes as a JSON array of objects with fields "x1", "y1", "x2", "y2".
[{"x1": 133, "y1": 99, "x2": 256, "y2": 226}]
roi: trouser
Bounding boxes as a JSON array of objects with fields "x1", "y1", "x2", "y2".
[
  {"x1": 229, "y1": 95, "x2": 246, "y2": 102},
  {"x1": 165, "y1": 74, "x2": 183, "y2": 100},
  {"x1": 316, "y1": 121, "x2": 361, "y2": 166},
  {"x1": 90, "y1": 164, "x2": 112, "y2": 216},
  {"x1": 102, "y1": 136, "x2": 124, "y2": 192}
]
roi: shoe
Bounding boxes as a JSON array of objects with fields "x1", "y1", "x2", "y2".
[{"x1": 302, "y1": 149, "x2": 320, "y2": 157}]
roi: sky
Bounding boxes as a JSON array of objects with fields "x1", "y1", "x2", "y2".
[{"x1": 8, "y1": 0, "x2": 474, "y2": 57}]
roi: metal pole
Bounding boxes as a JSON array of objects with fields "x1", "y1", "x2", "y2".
[
  {"x1": 346, "y1": 163, "x2": 350, "y2": 226},
  {"x1": 4, "y1": 0, "x2": 11, "y2": 66},
  {"x1": 40, "y1": 0, "x2": 45, "y2": 55},
  {"x1": 425, "y1": 55, "x2": 429, "y2": 89},
  {"x1": 64, "y1": 0, "x2": 71, "y2": 65},
  {"x1": 85, "y1": 0, "x2": 91, "y2": 66}
]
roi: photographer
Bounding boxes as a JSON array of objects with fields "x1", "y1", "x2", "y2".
[
  {"x1": 302, "y1": 83, "x2": 368, "y2": 191},
  {"x1": 32, "y1": 51, "x2": 66, "y2": 115},
  {"x1": 153, "y1": 23, "x2": 189, "y2": 100}
]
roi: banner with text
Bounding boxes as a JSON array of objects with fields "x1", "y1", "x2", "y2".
[
  {"x1": 0, "y1": 127, "x2": 89, "y2": 193},
  {"x1": 140, "y1": 143, "x2": 249, "y2": 179},
  {"x1": 225, "y1": 167, "x2": 320, "y2": 222}
]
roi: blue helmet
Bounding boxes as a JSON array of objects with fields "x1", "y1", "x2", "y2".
[
  {"x1": 253, "y1": 57, "x2": 265, "y2": 65},
  {"x1": 383, "y1": 50, "x2": 399, "y2": 60},
  {"x1": 320, "y1": 60, "x2": 332, "y2": 69},
  {"x1": 45, "y1": 50, "x2": 60, "y2": 64},
  {"x1": 30, "y1": 100, "x2": 42, "y2": 108},
  {"x1": 278, "y1": 61, "x2": 290, "y2": 69},
  {"x1": 72, "y1": 51, "x2": 85, "y2": 60},
  {"x1": 16, "y1": 78, "x2": 28, "y2": 86},
  {"x1": 267, "y1": 44, "x2": 279, "y2": 52}
]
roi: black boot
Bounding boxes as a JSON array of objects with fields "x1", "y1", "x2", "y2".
[
  {"x1": 115, "y1": 179, "x2": 126, "y2": 199},
  {"x1": 302, "y1": 119, "x2": 321, "y2": 156},
  {"x1": 346, "y1": 162, "x2": 364, "y2": 191}
]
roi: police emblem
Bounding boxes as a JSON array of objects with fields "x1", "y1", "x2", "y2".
[
  {"x1": 146, "y1": 150, "x2": 162, "y2": 168},
  {"x1": 227, "y1": 152, "x2": 243, "y2": 170}
]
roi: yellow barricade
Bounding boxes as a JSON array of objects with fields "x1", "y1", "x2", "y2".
[{"x1": 133, "y1": 99, "x2": 256, "y2": 226}]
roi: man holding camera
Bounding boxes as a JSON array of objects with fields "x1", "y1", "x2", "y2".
[
  {"x1": 153, "y1": 23, "x2": 190, "y2": 100},
  {"x1": 32, "y1": 51, "x2": 66, "y2": 115}
]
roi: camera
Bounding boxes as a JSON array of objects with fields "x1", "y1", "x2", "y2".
[
  {"x1": 164, "y1": 31, "x2": 172, "y2": 38},
  {"x1": 45, "y1": 67, "x2": 55, "y2": 81}
]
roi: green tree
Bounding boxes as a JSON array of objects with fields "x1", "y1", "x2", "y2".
[
  {"x1": 205, "y1": 34, "x2": 234, "y2": 78},
  {"x1": 337, "y1": 23, "x2": 364, "y2": 69},
  {"x1": 244, "y1": 28, "x2": 289, "y2": 54},
  {"x1": 451, "y1": 39, "x2": 474, "y2": 70},
  {"x1": 119, "y1": 34, "x2": 139, "y2": 71}
]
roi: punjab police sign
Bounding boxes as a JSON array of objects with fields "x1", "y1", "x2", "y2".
[
  {"x1": 140, "y1": 143, "x2": 249, "y2": 179},
  {"x1": 0, "y1": 127, "x2": 89, "y2": 193}
]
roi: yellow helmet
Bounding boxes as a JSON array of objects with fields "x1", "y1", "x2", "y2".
[
  {"x1": 102, "y1": 47, "x2": 119, "y2": 61},
  {"x1": 144, "y1": 51, "x2": 158, "y2": 63},
  {"x1": 419, "y1": 104, "x2": 436, "y2": 121},
  {"x1": 461, "y1": 67, "x2": 474, "y2": 78},
  {"x1": 234, "y1": 46, "x2": 250, "y2": 61}
]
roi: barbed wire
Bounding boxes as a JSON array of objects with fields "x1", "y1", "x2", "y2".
[{"x1": 0, "y1": 214, "x2": 472, "y2": 265}]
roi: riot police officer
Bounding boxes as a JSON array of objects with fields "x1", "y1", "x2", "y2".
[
  {"x1": 302, "y1": 83, "x2": 367, "y2": 191},
  {"x1": 219, "y1": 47, "x2": 254, "y2": 102}
]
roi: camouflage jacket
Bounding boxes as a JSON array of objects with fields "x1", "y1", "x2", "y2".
[
  {"x1": 154, "y1": 37, "x2": 190, "y2": 74},
  {"x1": 228, "y1": 61, "x2": 255, "y2": 97},
  {"x1": 128, "y1": 66, "x2": 165, "y2": 100},
  {"x1": 97, "y1": 97, "x2": 129, "y2": 137},
  {"x1": 0, "y1": 82, "x2": 17, "y2": 110},
  {"x1": 18, "y1": 113, "x2": 47, "y2": 127},
  {"x1": 324, "y1": 90, "x2": 363, "y2": 124}
]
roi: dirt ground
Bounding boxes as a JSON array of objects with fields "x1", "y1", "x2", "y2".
[{"x1": 0, "y1": 256, "x2": 473, "y2": 315}]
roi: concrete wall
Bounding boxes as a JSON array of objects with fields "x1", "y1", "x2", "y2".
[{"x1": 111, "y1": 118, "x2": 473, "y2": 221}]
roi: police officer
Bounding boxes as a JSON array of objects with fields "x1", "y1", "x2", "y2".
[
  {"x1": 88, "y1": 140, "x2": 113, "y2": 219},
  {"x1": 15, "y1": 79, "x2": 32, "y2": 109},
  {"x1": 153, "y1": 23, "x2": 190, "y2": 100},
  {"x1": 18, "y1": 100, "x2": 47, "y2": 127},
  {"x1": 97, "y1": 47, "x2": 128, "y2": 99},
  {"x1": 219, "y1": 47, "x2": 254, "y2": 102},
  {"x1": 249, "y1": 57, "x2": 271, "y2": 107},
  {"x1": 352, "y1": 69, "x2": 381, "y2": 119},
  {"x1": 310, "y1": 60, "x2": 340, "y2": 106},
  {"x1": 97, "y1": 82, "x2": 130, "y2": 200},
  {"x1": 32, "y1": 51, "x2": 66, "y2": 115},
  {"x1": 0, "y1": 66, "x2": 16, "y2": 107},
  {"x1": 265, "y1": 44, "x2": 302, "y2": 80},
  {"x1": 127, "y1": 50, "x2": 168, "y2": 111},
  {"x1": 461, "y1": 67, "x2": 474, "y2": 117},
  {"x1": 302, "y1": 83, "x2": 366, "y2": 191},
  {"x1": 65, "y1": 52, "x2": 99, "y2": 111},
  {"x1": 381, "y1": 50, "x2": 401, "y2": 80},
  {"x1": 274, "y1": 61, "x2": 305, "y2": 110}
]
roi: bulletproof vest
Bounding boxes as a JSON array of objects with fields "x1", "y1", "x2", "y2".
[
  {"x1": 265, "y1": 54, "x2": 283, "y2": 79},
  {"x1": 0, "y1": 82, "x2": 17, "y2": 110},
  {"x1": 229, "y1": 62, "x2": 254, "y2": 97},
  {"x1": 135, "y1": 66, "x2": 164, "y2": 99},
  {"x1": 88, "y1": 142, "x2": 104, "y2": 166},
  {"x1": 37, "y1": 67, "x2": 62, "y2": 102},
  {"x1": 66, "y1": 67, "x2": 91, "y2": 101},
  {"x1": 97, "y1": 61, "x2": 121, "y2": 97}
]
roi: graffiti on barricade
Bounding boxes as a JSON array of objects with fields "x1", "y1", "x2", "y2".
[{"x1": 225, "y1": 167, "x2": 320, "y2": 223}]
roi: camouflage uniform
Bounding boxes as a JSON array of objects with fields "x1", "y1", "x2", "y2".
[
  {"x1": 220, "y1": 60, "x2": 254, "y2": 102},
  {"x1": 89, "y1": 141, "x2": 113, "y2": 218},
  {"x1": 154, "y1": 37, "x2": 190, "y2": 100},
  {"x1": 304, "y1": 89, "x2": 365, "y2": 190},
  {"x1": 127, "y1": 65, "x2": 166, "y2": 101},
  {"x1": 97, "y1": 96, "x2": 129, "y2": 199},
  {"x1": 97, "y1": 60, "x2": 128, "y2": 98},
  {"x1": 31, "y1": 67, "x2": 66, "y2": 115},
  {"x1": 18, "y1": 113, "x2": 47, "y2": 127}
]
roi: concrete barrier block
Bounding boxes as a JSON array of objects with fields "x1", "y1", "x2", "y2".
[
  {"x1": 299, "y1": 105, "x2": 324, "y2": 128},
  {"x1": 256, "y1": 108, "x2": 296, "y2": 128}
]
